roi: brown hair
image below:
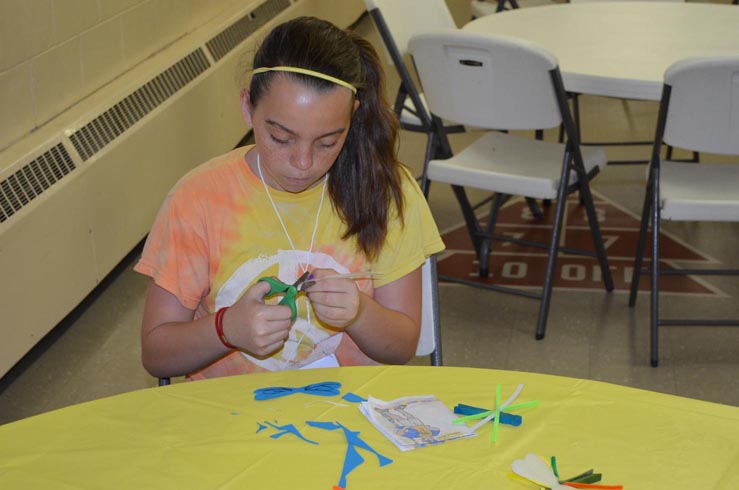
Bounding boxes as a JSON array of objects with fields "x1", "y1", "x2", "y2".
[{"x1": 248, "y1": 16, "x2": 404, "y2": 261}]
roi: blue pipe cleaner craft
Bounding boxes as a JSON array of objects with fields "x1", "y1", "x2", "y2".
[{"x1": 253, "y1": 381, "x2": 342, "y2": 400}]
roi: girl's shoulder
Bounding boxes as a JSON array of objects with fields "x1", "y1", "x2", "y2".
[{"x1": 169, "y1": 147, "x2": 253, "y2": 197}]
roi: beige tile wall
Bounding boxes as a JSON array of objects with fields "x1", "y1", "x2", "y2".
[{"x1": 0, "y1": 0, "x2": 244, "y2": 151}]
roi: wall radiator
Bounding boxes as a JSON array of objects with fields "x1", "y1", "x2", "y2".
[{"x1": 0, "y1": 0, "x2": 364, "y2": 377}]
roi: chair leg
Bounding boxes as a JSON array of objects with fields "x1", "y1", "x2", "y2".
[
  {"x1": 578, "y1": 178, "x2": 614, "y2": 292},
  {"x1": 420, "y1": 131, "x2": 437, "y2": 198},
  {"x1": 535, "y1": 193, "x2": 568, "y2": 340},
  {"x1": 535, "y1": 150, "x2": 575, "y2": 340},
  {"x1": 629, "y1": 175, "x2": 654, "y2": 307},
  {"x1": 479, "y1": 194, "x2": 505, "y2": 277},
  {"x1": 650, "y1": 168, "x2": 661, "y2": 367},
  {"x1": 572, "y1": 93, "x2": 582, "y2": 141},
  {"x1": 525, "y1": 197, "x2": 543, "y2": 219},
  {"x1": 451, "y1": 185, "x2": 486, "y2": 265}
]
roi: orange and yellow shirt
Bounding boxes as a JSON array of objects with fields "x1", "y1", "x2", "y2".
[{"x1": 135, "y1": 146, "x2": 444, "y2": 378}]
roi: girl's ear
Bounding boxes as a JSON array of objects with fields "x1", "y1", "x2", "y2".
[
  {"x1": 240, "y1": 89, "x2": 253, "y2": 126},
  {"x1": 352, "y1": 97, "x2": 360, "y2": 114}
]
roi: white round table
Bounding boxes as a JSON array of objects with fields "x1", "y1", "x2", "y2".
[{"x1": 463, "y1": 2, "x2": 739, "y2": 100}]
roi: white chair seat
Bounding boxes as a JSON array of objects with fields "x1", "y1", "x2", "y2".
[
  {"x1": 660, "y1": 161, "x2": 739, "y2": 222},
  {"x1": 428, "y1": 131, "x2": 607, "y2": 200}
]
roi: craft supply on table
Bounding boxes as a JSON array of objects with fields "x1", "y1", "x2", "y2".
[
  {"x1": 253, "y1": 381, "x2": 342, "y2": 400},
  {"x1": 453, "y1": 403, "x2": 522, "y2": 426},
  {"x1": 359, "y1": 395, "x2": 476, "y2": 451},
  {"x1": 512, "y1": 453, "x2": 623, "y2": 489}
]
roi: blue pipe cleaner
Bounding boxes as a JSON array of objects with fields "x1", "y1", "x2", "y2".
[{"x1": 253, "y1": 381, "x2": 342, "y2": 400}]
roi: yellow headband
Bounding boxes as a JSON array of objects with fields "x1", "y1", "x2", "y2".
[{"x1": 252, "y1": 66, "x2": 357, "y2": 95}]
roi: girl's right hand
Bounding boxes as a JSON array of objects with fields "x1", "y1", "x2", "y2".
[{"x1": 223, "y1": 281, "x2": 294, "y2": 357}]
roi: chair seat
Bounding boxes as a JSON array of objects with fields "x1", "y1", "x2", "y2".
[
  {"x1": 660, "y1": 161, "x2": 739, "y2": 222},
  {"x1": 427, "y1": 131, "x2": 607, "y2": 199}
]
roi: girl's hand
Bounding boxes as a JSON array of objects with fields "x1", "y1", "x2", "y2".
[
  {"x1": 224, "y1": 281, "x2": 293, "y2": 357},
  {"x1": 304, "y1": 269, "x2": 362, "y2": 329}
]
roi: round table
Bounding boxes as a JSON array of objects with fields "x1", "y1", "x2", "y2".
[
  {"x1": 1, "y1": 366, "x2": 738, "y2": 489},
  {"x1": 463, "y1": 2, "x2": 739, "y2": 100}
]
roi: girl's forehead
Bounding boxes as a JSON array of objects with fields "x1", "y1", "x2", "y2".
[
  {"x1": 260, "y1": 75, "x2": 353, "y2": 104},
  {"x1": 257, "y1": 78, "x2": 354, "y2": 115}
]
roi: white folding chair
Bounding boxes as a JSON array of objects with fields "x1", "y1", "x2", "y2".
[
  {"x1": 158, "y1": 256, "x2": 443, "y2": 384},
  {"x1": 363, "y1": 0, "x2": 464, "y2": 195},
  {"x1": 418, "y1": 255, "x2": 443, "y2": 366},
  {"x1": 628, "y1": 56, "x2": 739, "y2": 367},
  {"x1": 408, "y1": 30, "x2": 614, "y2": 340}
]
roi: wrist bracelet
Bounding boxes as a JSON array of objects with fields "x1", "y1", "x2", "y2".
[{"x1": 214, "y1": 307, "x2": 237, "y2": 350}]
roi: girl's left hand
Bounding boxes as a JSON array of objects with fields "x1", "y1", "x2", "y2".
[{"x1": 304, "y1": 269, "x2": 362, "y2": 329}]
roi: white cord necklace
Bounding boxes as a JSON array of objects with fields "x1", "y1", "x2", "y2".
[
  {"x1": 256, "y1": 152, "x2": 327, "y2": 273},
  {"x1": 256, "y1": 152, "x2": 328, "y2": 368}
]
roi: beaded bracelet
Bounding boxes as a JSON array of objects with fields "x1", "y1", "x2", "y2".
[{"x1": 214, "y1": 306, "x2": 237, "y2": 350}]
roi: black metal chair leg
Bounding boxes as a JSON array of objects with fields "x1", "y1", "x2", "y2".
[
  {"x1": 572, "y1": 93, "x2": 582, "y2": 140},
  {"x1": 629, "y1": 175, "x2": 654, "y2": 307},
  {"x1": 478, "y1": 194, "x2": 505, "y2": 277},
  {"x1": 451, "y1": 185, "x2": 485, "y2": 264},
  {"x1": 525, "y1": 197, "x2": 543, "y2": 219},
  {"x1": 650, "y1": 168, "x2": 661, "y2": 367},
  {"x1": 535, "y1": 152, "x2": 573, "y2": 340},
  {"x1": 578, "y1": 179, "x2": 614, "y2": 291},
  {"x1": 421, "y1": 132, "x2": 437, "y2": 198}
]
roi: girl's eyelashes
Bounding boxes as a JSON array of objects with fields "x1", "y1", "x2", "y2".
[
  {"x1": 268, "y1": 132, "x2": 338, "y2": 148},
  {"x1": 269, "y1": 134, "x2": 289, "y2": 145}
]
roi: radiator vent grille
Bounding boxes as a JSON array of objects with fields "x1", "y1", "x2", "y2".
[
  {"x1": 0, "y1": 144, "x2": 76, "y2": 223},
  {"x1": 69, "y1": 48, "x2": 210, "y2": 161},
  {"x1": 206, "y1": 0, "x2": 291, "y2": 62}
]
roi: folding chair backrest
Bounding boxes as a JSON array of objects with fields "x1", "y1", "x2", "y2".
[
  {"x1": 662, "y1": 56, "x2": 739, "y2": 156},
  {"x1": 364, "y1": 0, "x2": 456, "y2": 58},
  {"x1": 416, "y1": 256, "x2": 441, "y2": 364},
  {"x1": 408, "y1": 30, "x2": 562, "y2": 131}
]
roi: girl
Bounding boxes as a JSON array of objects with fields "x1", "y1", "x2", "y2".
[{"x1": 135, "y1": 16, "x2": 444, "y2": 379}]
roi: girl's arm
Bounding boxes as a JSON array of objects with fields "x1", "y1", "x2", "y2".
[{"x1": 140, "y1": 280, "x2": 293, "y2": 378}]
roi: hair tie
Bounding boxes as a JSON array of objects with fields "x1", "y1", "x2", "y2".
[{"x1": 253, "y1": 66, "x2": 357, "y2": 94}]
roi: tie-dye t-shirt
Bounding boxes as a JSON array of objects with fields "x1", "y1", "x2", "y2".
[{"x1": 134, "y1": 146, "x2": 445, "y2": 378}]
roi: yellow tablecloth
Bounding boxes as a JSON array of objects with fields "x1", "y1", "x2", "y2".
[{"x1": 1, "y1": 366, "x2": 738, "y2": 489}]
